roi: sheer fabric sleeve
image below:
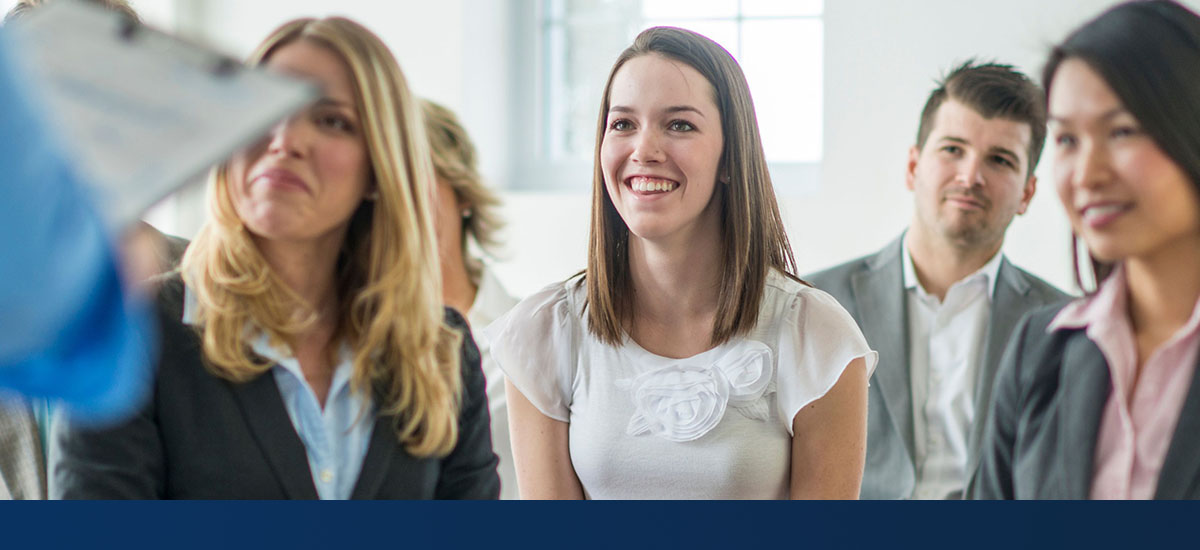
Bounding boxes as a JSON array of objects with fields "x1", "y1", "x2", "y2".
[
  {"x1": 775, "y1": 287, "x2": 878, "y2": 435},
  {"x1": 483, "y1": 281, "x2": 579, "y2": 423}
]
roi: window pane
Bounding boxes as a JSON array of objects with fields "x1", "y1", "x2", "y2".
[
  {"x1": 547, "y1": 17, "x2": 640, "y2": 158},
  {"x1": 641, "y1": 0, "x2": 738, "y2": 19},
  {"x1": 740, "y1": 0, "x2": 823, "y2": 17},
  {"x1": 740, "y1": 19, "x2": 822, "y2": 162}
]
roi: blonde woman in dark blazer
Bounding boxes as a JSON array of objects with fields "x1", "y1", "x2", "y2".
[
  {"x1": 51, "y1": 17, "x2": 499, "y2": 499},
  {"x1": 971, "y1": 0, "x2": 1200, "y2": 499}
]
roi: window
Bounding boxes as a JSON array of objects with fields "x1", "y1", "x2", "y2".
[{"x1": 514, "y1": 0, "x2": 823, "y2": 192}]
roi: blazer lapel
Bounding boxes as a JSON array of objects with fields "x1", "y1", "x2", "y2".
[
  {"x1": 350, "y1": 414, "x2": 397, "y2": 499},
  {"x1": 1154, "y1": 353, "x2": 1200, "y2": 499},
  {"x1": 851, "y1": 238, "x2": 915, "y2": 463},
  {"x1": 967, "y1": 260, "x2": 1031, "y2": 476},
  {"x1": 1057, "y1": 332, "x2": 1111, "y2": 499},
  {"x1": 230, "y1": 375, "x2": 320, "y2": 499}
]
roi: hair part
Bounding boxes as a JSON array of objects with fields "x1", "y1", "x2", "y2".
[
  {"x1": 181, "y1": 17, "x2": 462, "y2": 458},
  {"x1": 1043, "y1": 0, "x2": 1200, "y2": 292},
  {"x1": 585, "y1": 26, "x2": 799, "y2": 347},
  {"x1": 915, "y1": 59, "x2": 1048, "y2": 178},
  {"x1": 420, "y1": 98, "x2": 505, "y2": 284}
]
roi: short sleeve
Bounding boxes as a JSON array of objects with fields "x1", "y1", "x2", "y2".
[
  {"x1": 775, "y1": 287, "x2": 877, "y2": 435},
  {"x1": 482, "y1": 280, "x2": 580, "y2": 422}
]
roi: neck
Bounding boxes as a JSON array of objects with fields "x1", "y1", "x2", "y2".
[
  {"x1": 1125, "y1": 234, "x2": 1200, "y2": 337},
  {"x1": 253, "y1": 232, "x2": 344, "y2": 337},
  {"x1": 628, "y1": 221, "x2": 724, "y2": 326},
  {"x1": 440, "y1": 241, "x2": 478, "y2": 317},
  {"x1": 905, "y1": 224, "x2": 1001, "y2": 301}
]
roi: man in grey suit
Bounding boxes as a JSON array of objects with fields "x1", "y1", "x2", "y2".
[{"x1": 806, "y1": 61, "x2": 1069, "y2": 499}]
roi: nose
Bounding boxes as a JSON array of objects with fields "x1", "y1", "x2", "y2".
[
  {"x1": 1072, "y1": 140, "x2": 1110, "y2": 190},
  {"x1": 265, "y1": 115, "x2": 305, "y2": 158},
  {"x1": 630, "y1": 128, "x2": 665, "y2": 164},
  {"x1": 955, "y1": 153, "x2": 985, "y2": 188}
]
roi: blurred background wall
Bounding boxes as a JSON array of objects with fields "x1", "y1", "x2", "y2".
[{"x1": 7, "y1": 0, "x2": 1189, "y2": 297}]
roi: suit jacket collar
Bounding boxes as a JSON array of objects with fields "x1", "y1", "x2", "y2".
[
  {"x1": 853, "y1": 235, "x2": 915, "y2": 463},
  {"x1": 967, "y1": 259, "x2": 1032, "y2": 476},
  {"x1": 1056, "y1": 331, "x2": 1110, "y2": 498},
  {"x1": 229, "y1": 375, "x2": 321, "y2": 499}
]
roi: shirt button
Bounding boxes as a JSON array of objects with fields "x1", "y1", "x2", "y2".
[{"x1": 320, "y1": 469, "x2": 334, "y2": 483}]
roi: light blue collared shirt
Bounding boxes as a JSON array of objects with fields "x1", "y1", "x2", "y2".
[{"x1": 183, "y1": 288, "x2": 374, "y2": 500}]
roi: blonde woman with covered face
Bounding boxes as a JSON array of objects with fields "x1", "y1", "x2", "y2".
[
  {"x1": 487, "y1": 27, "x2": 875, "y2": 499},
  {"x1": 50, "y1": 17, "x2": 499, "y2": 499}
]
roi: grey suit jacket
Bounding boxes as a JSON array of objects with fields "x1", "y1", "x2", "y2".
[
  {"x1": 968, "y1": 304, "x2": 1200, "y2": 499},
  {"x1": 805, "y1": 234, "x2": 1069, "y2": 499},
  {"x1": 0, "y1": 397, "x2": 44, "y2": 499}
]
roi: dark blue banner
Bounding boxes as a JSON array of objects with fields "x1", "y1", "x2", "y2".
[{"x1": 0, "y1": 501, "x2": 1192, "y2": 548}]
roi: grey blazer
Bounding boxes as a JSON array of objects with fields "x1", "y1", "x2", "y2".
[
  {"x1": 805, "y1": 235, "x2": 1068, "y2": 499},
  {"x1": 51, "y1": 276, "x2": 500, "y2": 500},
  {"x1": 0, "y1": 397, "x2": 44, "y2": 499},
  {"x1": 968, "y1": 304, "x2": 1200, "y2": 499}
]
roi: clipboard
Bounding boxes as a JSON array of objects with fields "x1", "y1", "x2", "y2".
[{"x1": 8, "y1": 0, "x2": 316, "y2": 231}]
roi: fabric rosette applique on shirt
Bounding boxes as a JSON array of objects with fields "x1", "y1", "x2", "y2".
[{"x1": 616, "y1": 341, "x2": 775, "y2": 442}]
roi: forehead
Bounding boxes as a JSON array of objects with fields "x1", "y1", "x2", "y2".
[
  {"x1": 264, "y1": 39, "x2": 356, "y2": 102},
  {"x1": 608, "y1": 54, "x2": 718, "y2": 113},
  {"x1": 928, "y1": 99, "x2": 1032, "y2": 153},
  {"x1": 1047, "y1": 59, "x2": 1122, "y2": 121}
]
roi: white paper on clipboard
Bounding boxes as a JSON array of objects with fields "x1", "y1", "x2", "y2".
[{"x1": 8, "y1": 0, "x2": 316, "y2": 230}]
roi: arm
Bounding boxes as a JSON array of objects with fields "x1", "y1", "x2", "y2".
[
  {"x1": 506, "y1": 380, "x2": 584, "y2": 499},
  {"x1": 0, "y1": 31, "x2": 155, "y2": 421},
  {"x1": 789, "y1": 357, "x2": 869, "y2": 499},
  {"x1": 49, "y1": 394, "x2": 165, "y2": 499},
  {"x1": 436, "y1": 313, "x2": 501, "y2": 499},
  {"x1": 966, "y1": 316, "x2": 1031, "y2": 500}
]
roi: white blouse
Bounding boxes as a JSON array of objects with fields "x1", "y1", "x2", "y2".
[{"x1": 486, "y1": 270, "x2": 877, "y2": 499}]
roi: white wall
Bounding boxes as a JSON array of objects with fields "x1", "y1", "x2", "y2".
[{"x1": 108, "y1": 0, "x2": 1199, "y2": 298}]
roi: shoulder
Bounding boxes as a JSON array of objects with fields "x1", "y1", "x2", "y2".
[
  {"x1": 803, "y1": 254, "x2": 873, "y2": 293},
  {"x1": 486, "y1": 277, "x2": 583, "y2": 338},
  {"x1": 763, "y1": 270, "x2": 866, "y2": 344},
  {"x1": 1003, "y1": 261, "x2": 1072, "y2": 304}
]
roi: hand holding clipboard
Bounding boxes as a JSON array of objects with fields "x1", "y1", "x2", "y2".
[{"x1": 8, "y1": 0, "x2": 316, "y2": 231}]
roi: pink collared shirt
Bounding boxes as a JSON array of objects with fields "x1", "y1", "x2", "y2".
[{"x1": 1048, "y1": 265, "x2": 1200, "y2": 499}]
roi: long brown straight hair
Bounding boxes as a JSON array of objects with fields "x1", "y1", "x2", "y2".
[{"x1": 585, "y1": 26, "x2": 799, "y2": 347}]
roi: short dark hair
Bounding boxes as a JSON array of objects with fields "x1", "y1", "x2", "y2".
[
  {"x1": 1043, "y1": 0, "x2": 1200, "y2": 291},
  {"x1": 914, "y1": 60, "x2": 1047, "y2": 178}
]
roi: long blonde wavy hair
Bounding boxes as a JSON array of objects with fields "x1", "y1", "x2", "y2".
[{"x1": 180, "y1": 17, "x2": 462, "y2": 458}]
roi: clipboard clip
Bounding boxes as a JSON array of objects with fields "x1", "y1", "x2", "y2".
[{"x1": 112, "y1": 11, "x2": 240, "y2": 78}]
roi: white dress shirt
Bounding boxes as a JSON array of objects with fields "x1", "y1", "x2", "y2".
[{"x1": 902, "y1": 241, "x2": 1002, "y2": 499}]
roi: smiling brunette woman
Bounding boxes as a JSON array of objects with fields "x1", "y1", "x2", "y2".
[
  {"x1": 970, "y1": 0, "x2": 1200, "y2": 500},
  {"x1": 50, "y1": 17, "x2": 499, "y2": 499},
  {"x1": 486, "y1": 27, "x2": 875, "y2": 499}
]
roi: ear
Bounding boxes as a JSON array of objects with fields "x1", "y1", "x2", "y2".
[
  {"x1": 1016, "y1": 175, "x2": 1037, "y2": 215},
  {"x1": 905, "y1": 145, "x2": 921, "y2": 191}
]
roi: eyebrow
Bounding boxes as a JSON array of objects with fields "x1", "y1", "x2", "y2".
[
  {"x1": 939, "y1": 136, "x2": 1021, "y2": 163},
  {"x1": 1048, "y1": 107, "x2": 1127, "y2": 125},
  {"x1": 315, "y1": 97, "x2": 354, "y2": 110},
  {"x1": 608, "y1": 105, "x2": 707, "y2": 118}
]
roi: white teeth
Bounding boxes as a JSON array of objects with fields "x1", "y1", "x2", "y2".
[
  {"x1": 630, "y1": 177, "x2": 676, "y2": 193},
  {"x1": 1082, "y1": 204, "x2": 1128, "y2": 222}
]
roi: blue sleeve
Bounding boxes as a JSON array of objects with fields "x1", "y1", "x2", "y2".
[{"x1": 0, "y1": 29, "x2": 156, "y2": 424}]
